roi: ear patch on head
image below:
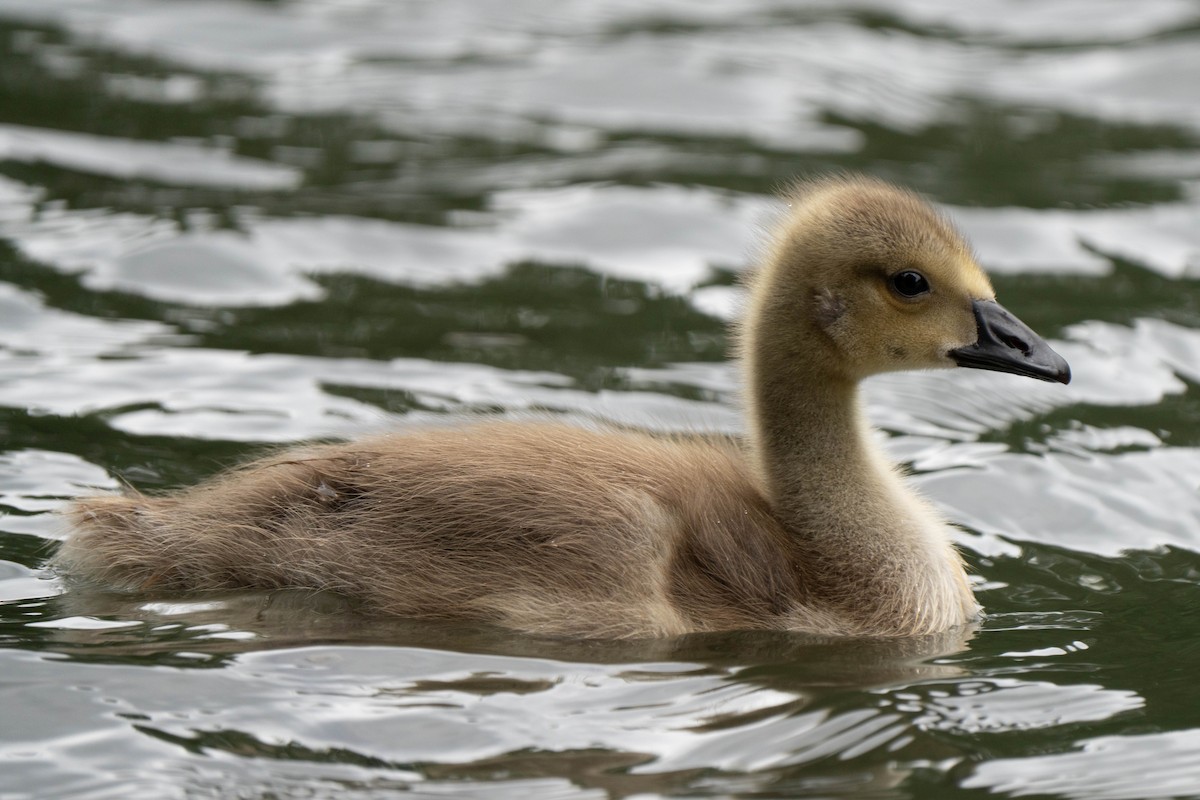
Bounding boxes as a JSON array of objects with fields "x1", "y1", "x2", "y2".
[{"x1": 813, "y1": 288, "x2": 846, "y2": 329}]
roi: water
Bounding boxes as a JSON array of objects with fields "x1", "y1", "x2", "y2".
[{"x1": 2, "y1": 1, "x2": 1200, "y2": 797}]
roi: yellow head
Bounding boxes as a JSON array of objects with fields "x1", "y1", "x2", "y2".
[{"x1": 745, "y1": 176, "x2": 1069, "y2": 385}]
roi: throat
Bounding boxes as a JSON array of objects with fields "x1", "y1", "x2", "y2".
[
  {"x1": 746, "y1": 365, "x2": 977, "y2": 635},
  {"x1": 748, "y1": 363, "x2": 867, "y2": 509}
]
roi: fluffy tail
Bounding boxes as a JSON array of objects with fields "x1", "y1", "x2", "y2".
[
  {"x1": 54, "y1": 452, "x2": 367, "y2": 595},
  {"x1": 56, "y1": 494, "x2": 182, "y2": 591}
]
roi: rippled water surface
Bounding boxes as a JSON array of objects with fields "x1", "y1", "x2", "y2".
[{"x1": 3, "y1": 1, "x2": 1200, "y2": 797}]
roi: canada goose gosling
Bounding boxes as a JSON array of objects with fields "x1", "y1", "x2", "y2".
[{"x1": 57, "y1": 177, "x2": 1070, "y2": 639}]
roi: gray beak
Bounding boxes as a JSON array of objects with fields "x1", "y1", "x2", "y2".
[{"x1": 948, "y1": 299, "x2": 1071, "y2": 384}]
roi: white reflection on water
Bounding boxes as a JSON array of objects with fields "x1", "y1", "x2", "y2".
[
  {"x1": 856, "y1": 0, "x2": 1196, "y2": 42},
  {"x1": 0, "y1": 123, "x2": 301, "y2": 191},
  {"x1": 0, "y1": 282, "x2": 169, "y2": 356},
  {"x1": 4, "y1": 182, "x2": 768, "y2": 305},
  {"x1": 4, "y1": 0, "x2": 1200, "y2": 143},
  {"x1": 0, "y1": 449, "x2": 115, "y2": 513},
  {"x1": 109, "y1": 236, "x2": 323, "y2": 307},
  {"x1": 906, "y1": 678, "x2": 1142, "y2": 734},
  {"x1": 965, "y1": 729, "x2": 1200, "y2": 800},
  {"x1": 992, "y1": 38, "x2": 1200, "y2": 131},
  {"x1": 924, "y1": 445, "x2": 1200, "y2": 557},
  {"x1": 953, "y1": 203, "x2": 1200, "y2": 279}
]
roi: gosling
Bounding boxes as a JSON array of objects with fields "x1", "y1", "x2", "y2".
[{"x1": 57, "y1": 176, "x2": 1070, "y2": 639}]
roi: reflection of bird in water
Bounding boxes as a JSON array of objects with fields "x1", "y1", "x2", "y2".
[{"x1": 57, "y1": 177, "x2": 1069, "y2": 639}]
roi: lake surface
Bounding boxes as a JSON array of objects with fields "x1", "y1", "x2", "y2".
[{"x1": 3, "y1": 1, "x2": 1200, "y2": 797}]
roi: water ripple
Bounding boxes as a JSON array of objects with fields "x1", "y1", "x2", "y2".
[{"x1": 964, "y1": 729, "x2": 1200, "y2": 799}]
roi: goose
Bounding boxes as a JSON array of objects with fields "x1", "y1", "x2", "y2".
[{"x1": 56, "y1": 176, "x2": 1070, "y2": 639}]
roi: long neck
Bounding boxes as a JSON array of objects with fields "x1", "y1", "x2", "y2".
[{"x1": 744, "y1": 326, "x2": 977, "y2": 635}]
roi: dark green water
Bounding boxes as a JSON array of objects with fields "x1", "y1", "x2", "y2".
[{"x1": 3, "y1": 2, "x2": 1200, "y2": 797}]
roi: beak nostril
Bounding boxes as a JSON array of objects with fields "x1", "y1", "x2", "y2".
[{"x1": 1000, "y1": 333, "x2": 1029, "y2": 355}]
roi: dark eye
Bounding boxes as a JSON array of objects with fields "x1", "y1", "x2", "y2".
[{"x1": 889, "y1": 270, "x2": 930, "y2": 298}]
